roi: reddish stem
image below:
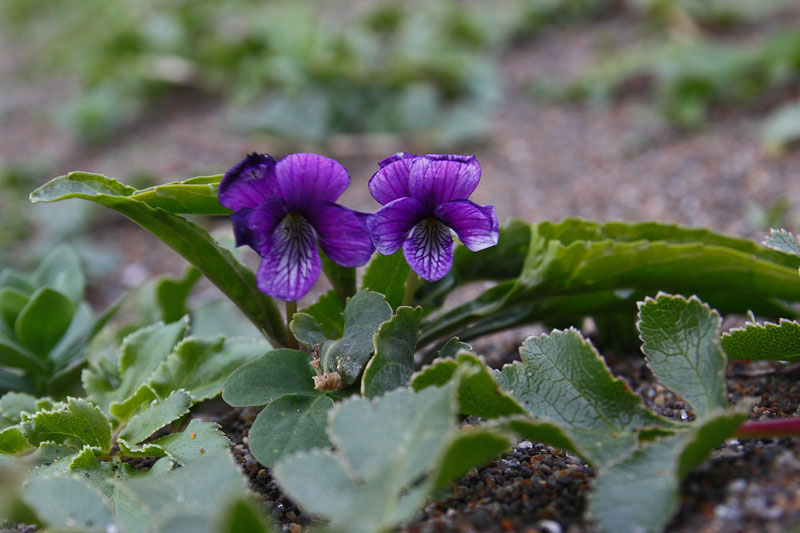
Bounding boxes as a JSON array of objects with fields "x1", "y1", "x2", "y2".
[{"x1": 735, "y1": 417, "x2": 800, "y2": 439}]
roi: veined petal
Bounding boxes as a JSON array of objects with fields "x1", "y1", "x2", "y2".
[
  {"x1": 408, "y1": 154, "x2": 481, "y2": 207},
  {"x1": 219, "y1": 153, "x2": 277, "y2": 210},
  {"x1": 306, "y1": 201, "x2": 375, "y2": 267},
  {"x1": 369, "y1": 154, "x2": 418, "y2": 206},
  {"x1": 256, "y1": 215, "x2": 321, "y2": 301},
  {"x1": 367, "y1": 197, "x2": 429, "y2": 256},
  {"x1": 247, "y1": 197, "x2": 289, "y2": 255},
  {"x1": 435, "y1": 200, "x2": 499, "y2": 252},
  {"x1": 275, "y1": 153, "x2": 350, "y2": 211},
  {"x1": 403, "y1": 219, "x2": 454, "y2": 282}
]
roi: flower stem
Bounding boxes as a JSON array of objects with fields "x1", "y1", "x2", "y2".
[
  {"x1": 402, "y1": 270, "x2": 419, "y2": 307},
  {"x1": 285, "y1": 300, "x2": 298, "y2": 350},
  {"x1": 735, "y1": 417, "x2": 800, "y2": 439}
]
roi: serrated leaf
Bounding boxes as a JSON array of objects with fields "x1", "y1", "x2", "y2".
[
  {"x1": 248, "y1": 393, "x2": 333, "y2": 468},
  {"x1": 86, "y1": 318, "x2": 188, "y2": 413},
  {"x1": 362, "y1": 306, "x2": 423, "y2": 398},
  {"x1": 22, "y1": 397, "x2": 112, "y2": 452},
  {"x1": 320, "y1": 290, "x2": 393, "y2": 384},
  {"x1": 763, "y1": 228, "x2": 800, "y2": 257},
  {"x1": 412, "y1": 352, "x2": 525, "y2": 419},
  {"x1": 149, "y1": 337, "x2": 269, "y2": 402},
  {"x1": 0, "y1": 392, "x2": 38, "y2": 426},
  {"x1": 299, "y1": 289, "x2": 344, "y2": 338},
  {"x1": 152, "y1": 419, "x2": 231, "y2": 464},
  {"x1": 0, "y1": 425, "x2": 31, "y2": 455},
  {"x1": 361, "y1": 250, "x2": 410, "y2": 309},
  {"x1": 222, "y1": 349, "x2": 316, "y2": 407},
  {"x1": 32, "y1": 245, "x2": 85, "y2": 304},
  {"x1": 30, "y1": 172, "x2": 286, "y2": 345},
  {"x1": 0, "y1": 287, "x2": 28, "y2": 331},
  {"x1": 109, "y1": 385, "x2": 158, "y2": 425},
  {"x1": 118, "y1": 390, "x2": 192, "y2": 450},
  {"x1": 588, "y1": 411, "x2": 747, "y2": 533},
  {"x1": 22, "y1": 475, "x2": 113, "y2": 532},
  {"x1": 721, "y1": 318, "x2": 800, "y2": 361},
  {"x1": 638, "y1": 294, "x2": 727, "y2": 416},
  {"x1": 438, "y1": 337, "x2": 472, "y2": 359},
  {"x1": 496, "y1": 329, "x2": 671, "y2": 466},
  {"x1": 273, "y1": 386, "x2": 458, "y2": 533},
  {"x1": 14, "y1": 287, "x2": 75, "y2": 356}
]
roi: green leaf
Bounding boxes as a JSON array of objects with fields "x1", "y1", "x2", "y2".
[
  {"x1": 0, "y1": 391, "x2": 39, "y2": 426},
  {"x1": 0, "y1": 368, "x2": 34, "y2": 395},
  {"x1": 148, "y1": 337, "x2": 269, "y2": 402},
  {"x1": 362, "y1": 306, "x2": 423, "y2": 398},
  {"x1": 222, "y1": 349, "x2": 316, "y2": 407},
  {"x1": 32, "y1": 245, "x2": 85, "y2": 304},
  {"x1": 495, "y1": 329, "x2": 671, "y2": 466},
  {"x1": 128, "y1": 175, "x2": 229, "y2": 215},
  {"x1": 299, "y1": 289, "x2": 344, "y2": 338},
  {"x1": 22, "y1": 397, "x2": 112, "y2": 452},
  {"x1": 15, "y1": 287, "x2": 75, "y2": 356},
  {"x1": 0, "y1": 338, "x2": 46, "y2": 375},
  {"x1": 109, "y1": 385, "x2": 157, "y2": 425},
  {"x1": 215, "y1": 496, "x2": 275, "y2": 533},
  {"x1": 0, "y1": 269, "x2": 34, "y2": 297},
  {"x1": 155, "y1": 266, "x2": 202, "y2": 323},
  {"x1": 290, "y1": 313, "x2": 329, "y2": 348},
  {"x1": 85, "y1": 318, "x2": 188, "y2": 413},
  {"x1": 588, "y1": 411, "x2": 747, "y2": 533},
  {"x1": 273, "y1": 386, "x2": 458, "y2": 533},
  {"x1": 638, "y1": 294, "x2": 728, "y2": 416},
  {"x1": 763, "y1": 228, "x2": 800, "y2": 257},
  {"x1": 0, "y1": 288, "x2": 28, "y2": 331},
  {"x1": 721, "y1": 319, "x2": 800, "y2": 361},
  {"x1": 22, "y1": 475, "x2": 113, "y2": 532},
  {"x1": 0, "y1": 425, "x2": 31, "y2": 455},
  {"x1": 432, "y1": 428, "x2": 512, "y2": 491},
  {"x1": 248, "y1": 393, "x2": 333, "y2": 468},
  {"x1": 30, "y1": 172, "x2": 286, "y2": 345},
  {"x1": 320, "y1": 290, "x2": 393, "y2": 384},
  {"x1": 151, "y1": 419, "x2": 231, "y2": 464},
  {"x1": 320, "y1": 251, "x2": 356, "y2": 306},
  {"x1": 361, "y1": 250, "x2": 410, "y2": 309},
  {"x1": 412, "y1": 352, "x2": 526, "y2": 419},
  {"x1": 438, "y1": 337, "x2": 472, "y2": 359},
  {"x1": 118, "y1": 390, "x2": 192, "y2": 449}
]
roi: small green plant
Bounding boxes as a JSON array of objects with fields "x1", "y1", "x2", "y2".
[{"x1": 0, "y1": 246, "x2": 118, "y2": 397}]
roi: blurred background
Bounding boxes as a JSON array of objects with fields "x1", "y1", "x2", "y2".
[{"x1": 1, "y1": 0, "x2": 799, "y2": 305}]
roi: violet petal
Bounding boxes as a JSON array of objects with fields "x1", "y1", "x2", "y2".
[
  {"x1": 435, "y1": 200, "x2": 499, "y2": 252},
  {"x1": 247, "y1": 197, "x2": 289, "y2": 256},
  {"x1": 368, "y1": 154, "x2": 418, "y2": 206},
  {"x1": 306, "y1": 201, "x2": 375, "y2": 267},
  {"x1": 219, "y1": 153, "x2": 277, "y2": 210},
  {"x1": 256, "y1": 215, "x2": 321, "y2": 301},
  {"x1": 275, "y1": 153, "x2": 350, "y2": 211},
  {"x1": 408, "y1": 154, "x2": 481, "y2": 208},
  {"x1": 367, "y1": 197, "x2": 429, "y2": 256},
  {"x1": 403, "y1": 219, "x2": 454, "y2": 282}
]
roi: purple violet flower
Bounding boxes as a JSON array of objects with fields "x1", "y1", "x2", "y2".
[
  {"x1": 367, "y1": 153, "x2": 498, "y2": 281},
  {"x1": 219, "y1": 153, "x2": 374, "y2": 301}
]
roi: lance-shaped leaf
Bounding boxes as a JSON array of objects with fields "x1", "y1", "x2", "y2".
[
  {"x1": 15, "y1": 287, "x2": 75, "y2": 356},
  {"x1": 721, "y1": 319, "x2": 800, "y2": 361},
  {"x1": 588, "y1": 410, "x2": 747, "y2": 533},
  {"x1": 361, "y1": 250, "x2": 410, "y2": 309},
  {"x1": 495, "y1": 329, "x2": 672, "y2": 466},
  {"x1": 33, "y1": 245, "x2": 85, "y2": 304},
  {"x1": 638, "y1": 294, "x2": 727, "y2": 416},
  {"x1": 412, "y1": 352, "x2": 525, "y2": 419},
  {"x1": 362, "y1": 306, "x2": 423, "y2": 398},
  {"x1": 0, "y1": 287, "x2": 28, "y2": 331},
  {"x1": 126, "y1": 175, "x2": 228, "y2": 215},
  {"x1": 222, "y1": 349, "x2": 316, "y2": 407},
  {"x1": 148, "y1": 337, "x2": 270, "y2": 402},
  {"x1": 22, "y1": 397, "x2": 112, "y2": 452},
  {"x1": 291, "y1": 290, "x2": 393, "y2": 385},
  {"x1": 273, "y1": 385, "x2": 458, "y2": 533},
  {"x1": 30, "y1": 172, "x2": 286, "y2": 345},
  {"x1": 763, "y1": 228, "x2": 800, "y2": 257}
]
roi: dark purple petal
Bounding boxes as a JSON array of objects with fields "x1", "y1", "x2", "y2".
[
  {"x1": 247, "y1": 197, "x2": 289, "y2": 256},
  {"x1": 403, "y1": 219, "x2": 454, "y2": 282},
  {"x1": 367, "y1": 197, "x2": 429, "y2": 256},
  {"x1": 274, "y1": 153, "x2": 350, "y2": 211},
  {"x1": 306, "y1": 201, "x2": 374, "y2": 267},
  {"x1": 435, "y1": 200, "x2": 499, "y2": 252},
  {"x1": 219, "y1": 153, "x2": 277, "y2": 210},
  {"x1": 256, "y1": 215, "x2": 321, "y2": 301},
  {"x1": 408, "y1": 154, "x2": 481, "y2": 208},
  {"x1": 368, "y1": 154, "x2": 419, "y2": 206},
  {"x1": 230, "y1": 208, "x2": 255, "y2": 249}
]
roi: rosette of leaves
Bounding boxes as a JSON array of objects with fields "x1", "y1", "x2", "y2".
[
  {"x1": 222, "y1": 289, "x2": 424, "y2": 468},
  {"x1": 412, "y1": 293, "x2": 750, "y2": 533},
  {"x1": 0, "y1": 246, "x2": 119, "y2": 397}
]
